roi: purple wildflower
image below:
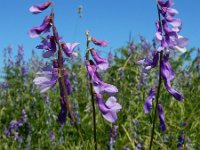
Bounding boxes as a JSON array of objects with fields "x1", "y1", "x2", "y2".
[
  {"x1": 160, "y1": 54, "x2": 184, "y2": 101},
  {"x1": 96, "y1": 94, "x2": 121, "y2": 123},
  {"x1": 57, "y1": 97, "x2": 68, "y2": 124},
  {"x1": 36, "y1": 35, "x2": 57, "y2": 58},
  {"x1": 33, "y1": 66, "x2": 58, "y2": 93},
  {"x1": 61, "y1": 42, "x2": 79, "y2": 57},
  {"x1": 29, "y1": 1, "x2": 52, "y2": 14},
  {"x1": 156, "y1": 0, "x2": 188, "y2": 52},
  {"x1": 91, "y1": 37, "x2": 108, "y2": 47},
  {"x1": 157, "y1": 104, "x2": 166, "y2": 131},
  {"x1": 91, "y1": 48, "x2": 109, "y2": 71},
  {"x1": 85, "y1": 60, "x2": 118, "y2": 95},
  {"x1": 143, "y1": 86, "x2": 156, "y2": 114},
  {"x1": 49, "y1": 131, "x2": 56, "y2": 146},
  {"x1": 109, "y1": 125, "x2": 118, "y2": 150},
  {"x1": 29, "y1": 16, "x2": 52, "y2": 38}
]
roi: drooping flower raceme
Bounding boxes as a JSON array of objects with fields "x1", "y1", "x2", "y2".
[
  {"x1": 85, "y1": 35, "x2": 121, "y2": 123},
  {"x1": 29, "y1": 1, "x2": 79, "y2": 125},
  {"x1": 139, "y1": 0, "x2": 188, "y2": 132}
]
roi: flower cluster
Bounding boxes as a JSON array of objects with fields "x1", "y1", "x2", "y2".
[
  {"x1": 155, "y1": 0, "x2": 188, "y2": 52},
  {"x1": 139, "y1": 0, "x2": 188, "y2": 132},
  {"x1": 109, "y1": 125, "x2": 118, "y2": 150},
  {"x1": 85, "y1": 35, "x2": 121, "y2": 123},
  {"x1": 5, "y1": 110, "x2": 28, "y2": 140},
  {"x1": 29, "y1": 1, "x2": 79, "y2": 124}
]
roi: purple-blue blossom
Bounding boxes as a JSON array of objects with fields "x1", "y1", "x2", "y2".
[
  {"x1": 143, "y1": 86, "x2": 156, "y2": 114},
  {"x1": 29, "y1": 16, "x2": 52, "y2": 38},
  {"x1": 96, "y1": 94, "x2": 121, "y2": 123},
  {"x1": 29, "y1": 1, "x2": 52, "y2": 14}
]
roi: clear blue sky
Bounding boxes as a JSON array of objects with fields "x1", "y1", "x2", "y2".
[{"x1": 0, "y1": 0, "x2": 200, "y2": 69}]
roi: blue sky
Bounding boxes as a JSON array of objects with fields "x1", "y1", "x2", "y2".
[{"x1": 0, "y1": 0, "x2": 200, "y2": 69}]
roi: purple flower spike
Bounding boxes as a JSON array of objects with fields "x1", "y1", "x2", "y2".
[
  {"x1": 96, "y1": 94, "x2": 122, "y2": 123},
  {"x1": 157, "y1": 104, "x2": 166, "y2": 131},
  {"x1": 91, "y1": 49, "x2": 109, "y2": 71},
  {"x1": 91, "y1": 37, "x2": 108, "y2": 47},
  {"x1": 144, "y1": 86, "x2": 156, "y2": 114},
  {"x1": 29, "y1": 1, "x2": 52, "y2": 14},
  {"x1": 161, "y1": 54, "x2": 184, "y2": 101},
  {"x1": 33, "y1": 67, "x2": 58, "y2": 93},
  {"x1": 61, "y1": 42, "x2": 79, "y2": 57},
  {"x1": 29, "y1": 16, "x2": 51, "y2": 38}
]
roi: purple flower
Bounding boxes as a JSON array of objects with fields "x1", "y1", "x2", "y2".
[
  {"x1": 91, "y1": 37, "x2": 108, "y2": 47},
  {"x1": 156, "y1": 0, "x2": 188, "y2": 52},
  {"x1": 137, "y1": 51, "x2": 159, "y2": 71},
  {"x1": 96, "y1": 94, "x2": 121, "y2": 123},
  {"x1": 29, "y1": 1, "x2": 52, "y2": 14},
  {"x1": 33, "y1": 67, "x2": 58, "y2": 93},
  {"x1": 109, "y1": 125, "x2": 118, "y2": 150},
  {"x1": 144, "y1": 86, "x2": 156, "y2": 114},
  {"x1": 29, "y1": 16, "x2": 52, "y2": 38},
  {"x1": 61, "y1": 42, "x2": 79, "y2": 57},
  {"x1": 157, "y1": 104, "x2": 166, "y2": 131},
  {"x1": 85, "y1": 60, "x2": 118, "y2": 95},
  {"x1": 136, "y1": 143, "x2": 142, "y2": 150},
  {"x1": 57, "y1": 98, "x2": 67, "y2": 124},
  {"x1": 91, "y1": 48, "x2": 109, "y2": 71},
  {"x1": 161, "y1": 54, "x2": 184, "y2": 101},
  {"x1": 36, "y1": 36, "x2": 57, "y2": 58}
]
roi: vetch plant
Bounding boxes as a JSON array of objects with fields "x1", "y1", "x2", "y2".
[
  {"x1": 85, "y1": 31, "x2": 121, "y2": 150},
  {"x1": 137, "y1": 0, "x2": 188, "y2": 149},
  {"x1": 28, "y1": 0, "x2": 82, "y2": 139}
]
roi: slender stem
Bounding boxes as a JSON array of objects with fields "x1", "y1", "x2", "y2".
[
  {"x1": 149, "y1": 52, "x2": 163, "y2": 150},
  {"x1": 50, "y1": 8, "x2": 83, "y2": 140},
  {"x1": 149, "y1": 2, "x2": 163, "y2": 149},
  {"x1": 85, "y1": 32, "x2": 97, "y2": 150}
]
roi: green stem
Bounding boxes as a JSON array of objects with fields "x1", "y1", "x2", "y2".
[
  {"x1": 149, "y1": 52, "x2": 163, "y2": 150},
  {"x1": 85, "y1": 31, "x2": 97, "y2": 150}
]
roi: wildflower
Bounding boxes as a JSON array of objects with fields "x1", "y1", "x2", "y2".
[
  {"x1": 29, "y1": 16, "x2": 52, "y2": 38},
  {"x1": 61, "y1": 42, "x2": 80, "y2": 57},
  {"x1": 161, "y1": 54, "x2": 184, "y2": 101},
  {"x1": 33, "y1": 66, "x2": 57, "y2": 93},
  {"x1": 143, "y1": 86, "x2": 156, "y2": 114},
  {"x1": 29, "y1": 1, "x2": 52, "y2": 14},
  {"x1": 157, "y1": 104, "x2": 166, "y2": 131},
  {"x1": 96, "y1": 94, "x2": 121, "y2": 123},
  {"x1": 36, "y1": 35, "x2": 57, "y2": 58},
  {"x1": 109, "y1": 125, "x2": 118, "y2": 150},
  {"x1": 91, "y1": 37, "x2": 108, "y2": 47},
  {"x1": 91, "y1": 48, "x2": 109, "y2": 71}
]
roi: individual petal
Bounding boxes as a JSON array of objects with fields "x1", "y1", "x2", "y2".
[
  {"x1": 143, "y1": 86, "x2": 156, "y2": 114},
  {"x1": 96, "y1": 94, "x2": 121, "y2": 123},
  {"x1": 61, "y1": 42, "x2": 79, "y2": 57},
  {"x1": 161, "y1": 54, "x2": 184, "y2": 101},
  {"x1": 157, "y1": 104, "x2": 166, "y2": 131},
  {"x1": 29, "y1": 16, "x2": 51, "y2": 38},
  {"x1": 91, "y1": 37, "x2": 108, "y2": 47},
  {"x1": 91, "y1": 49, "x2": 109, "y2": 71},
  {"x1": 29, "y1": 1, "x2": 52, "y2": 14}
]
